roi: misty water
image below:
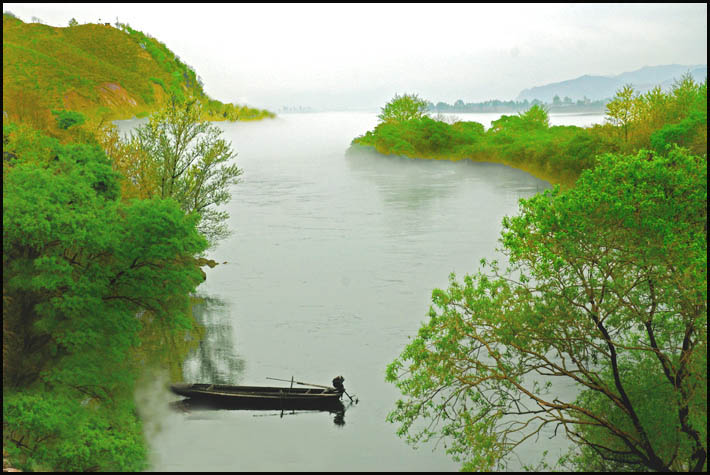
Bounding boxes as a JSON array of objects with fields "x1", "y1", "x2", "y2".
[{"x1": 120, "y1": 111, "x2": 605, "y2": 471}]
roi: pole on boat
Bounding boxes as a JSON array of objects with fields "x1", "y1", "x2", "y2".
[{"x1": 266, "y1": 377, "x2": 332, "y2": 390}]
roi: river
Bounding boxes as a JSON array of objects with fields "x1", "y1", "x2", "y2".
[{"x1": 121, "y1": 111, "x2": 604, "y2": 471}]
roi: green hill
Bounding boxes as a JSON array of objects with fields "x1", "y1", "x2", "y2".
[{"x1": 2, "y1": 14, "x2": 273, "y2": 131}]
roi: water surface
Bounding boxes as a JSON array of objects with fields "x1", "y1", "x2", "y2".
[{"x1": 133, "y1": 112, "x2": 591, "y2": 471}]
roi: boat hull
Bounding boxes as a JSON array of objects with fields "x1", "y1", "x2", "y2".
[{"x1": 170, "y1": 383, "x2": 345, "y2": 410}]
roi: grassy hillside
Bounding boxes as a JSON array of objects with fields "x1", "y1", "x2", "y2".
[{"x1": 2, "y1": 14, "x2": 273, "y2": 132}]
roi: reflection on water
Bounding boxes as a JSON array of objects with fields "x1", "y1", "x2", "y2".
[
  {"x1": 169, "y1": 399, "x2": 353, "y2": 427},
  {"x1": 346, "y1": 144, "x2": 549, "y2": 210},
  {"x1": 345, "y1": 147, "x2": 460, "y2": 210},
  {"x1": 175, "y1": 294, "x2": 353, "y2": 423},
  {"x1": 137, "y1": 112, "x2": 576, "y2": 472},
  {"x1": 252, "y1": 407, "x2": 347, "y2": 427},
  {"x1": 183, "y1": 295, "x2": 245, "y2": 384}
]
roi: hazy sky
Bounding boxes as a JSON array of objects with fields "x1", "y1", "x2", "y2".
[{"x1": 4, "y1": 3, "x2": 707, "y2": 110}]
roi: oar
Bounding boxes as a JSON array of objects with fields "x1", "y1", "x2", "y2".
[
  {"x1": 342, "y1": 388, "x2": 356, "y2": 403},
  {"x1": 266, "y1": 377, "x2": 332, "y2": 390}
]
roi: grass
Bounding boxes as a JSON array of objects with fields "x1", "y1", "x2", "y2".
[{"x1": 2, "y1": 14, "x2": 274, "y2": 133}]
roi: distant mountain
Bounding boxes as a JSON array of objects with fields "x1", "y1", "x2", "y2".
[{"x1": 516, "y1": 64, "x2": 707, "y2": 102}]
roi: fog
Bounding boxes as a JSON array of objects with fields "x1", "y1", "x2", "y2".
[{"x1": 4, "y1": 3, "x2": 706, "y2": 110}]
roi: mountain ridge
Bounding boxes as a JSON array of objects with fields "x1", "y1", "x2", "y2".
[{"x1": 516, "y1": 64, "x2": 707, "y2": 102}]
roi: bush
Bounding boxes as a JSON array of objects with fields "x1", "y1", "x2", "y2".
[
  {"x1": 3, "y1": 390, "x2": 148, "y2": 472},
  {"x1": 51, "y1": 109, "x2": 86, "y2": 130}
]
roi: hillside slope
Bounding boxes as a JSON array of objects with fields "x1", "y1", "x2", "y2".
[{"x1": 2, "y1": 14, "x2": 273, "y2": 130}]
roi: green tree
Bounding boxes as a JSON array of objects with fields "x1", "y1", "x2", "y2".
[
  {"x1": 669, "y1": 73, "x2": 703, "y2": 120},
  {"x1": 385, "y1": 148, "x2": 707, "y2": 471},
  {"x1": 606, "y1": 84, "x2": 640, "y2": 144},
  {"x1": 518, "y1": 103, "x2": 550, "y2": 129},
  {"x1": 68, "y1": 17, "x2": 78, "y2": 27},
  {"x1": 3, "y1": 132, "x2": 207, "y2": 389},
  {"x1": 129, "y1": 99, "x2": 242, "y2": 247},
  {"x1": 3, "y1": 125, "x2": 208, "y2": 470},
  {"x1": 378, "y1": 93, "x2": 429, "y2": 123}
]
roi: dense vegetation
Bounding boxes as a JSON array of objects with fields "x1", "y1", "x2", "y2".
[
  {"x1": 2, "y1": 119, "x2": 214, "y2": 470},
  {"x1": 2, "y1": 13, "x2": 273, "y2": 135},
  {"x1": 385, "y1": 148, "x2": 707, "y2": 471},
  {"x1": 2, "y1": 12, "x2": 255, "y2": 470},
  {"x1": 2, "y1": 89, "x2": 247, "y2": 469},
  {"x1": 352, "y1": 77, "x2": 706, "y2": 187},
  {"x1": 105, "y1": 99, "x2": 244, "y2": 248},
  {"x1": 379, "y1": 81, "x2": 707, "y2": 471}
]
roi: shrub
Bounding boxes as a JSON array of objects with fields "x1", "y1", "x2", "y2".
[{"x1": 51, "y1": 109, "x2": 86, "y2": 130}]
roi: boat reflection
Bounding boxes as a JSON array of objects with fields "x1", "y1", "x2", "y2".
[{"x1": 169, "y1": 398, "x2": 353, "y2": 426}]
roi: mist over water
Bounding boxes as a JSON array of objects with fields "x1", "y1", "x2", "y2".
[{"x1": 134, "y1": 111, "x2": 601, "y2": 471}]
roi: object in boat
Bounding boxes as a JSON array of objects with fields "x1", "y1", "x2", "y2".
[{"x1": 170, "y1": 376, "x2": 347, "y2": 410}]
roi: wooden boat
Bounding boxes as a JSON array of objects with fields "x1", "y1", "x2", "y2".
[{"x1": 170, "y1": 379, "x2": 345, "y2": 410}]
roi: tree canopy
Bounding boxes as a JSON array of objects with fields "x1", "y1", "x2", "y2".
[
  {"x1": 377, "y1": 93, "x2": 429, "y2": 123},
  {"x1": 125, "y1": 99, "x2": 242, "y2": 247},
  {"x1": 3, "y1": 123, "x2": 208, "y2": 471},
  {"x1": 385, "y1": 148, "x2": 707, "y2": 471}
]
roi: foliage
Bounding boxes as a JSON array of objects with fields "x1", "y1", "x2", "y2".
[
  {"x1": 604, "y1": 76, "x2": 707, "y2": 155},
  {"x1": 3, "y1": 390, "x2": 147, "y2": 472},
  {"x1": 354, "y1": 100, "x2": 606, "y2": 186},
  {"x1": 353, "y1": 79, "x2": 706, "y2": 186},
  {"x1": 605, "y1": 84, "x2": 639, "y2": 143},
  {"x1": 114, "y1": 20, "x2": 272, "y2": 125},
  {"x1": 378, "y1": 93, "x2": 429, "y2": 123},
  {"x1": 3, "y1": 123, "x2": 208, "y2": 470},
  {"x1": 646, "y1": 77, "x2": 707, "y2": 156},
  {"x1": 115, "y1": 22, "x2": 202, "y2": 102},
  {"x1": 3, "y1": 15, "x2": 162, "y2": 124},
  {"x1": 201, "y1": 98, "x2": 276, "y2": 121},
  {"x1": 385, "y1": 149, "x2": 707, "y2": 471},
  {"x1": 2, "y1": 15, "x2": 274, "y2": 133},
  {"x1": 51, "y1": 109, "x2": 86, "y2": 129},
  {"x1": 126, "y1": 99, "x2": 242, "y2": 247},
  {"x1": 97, "y1": 122, "x2": 160, "y2": 200}
]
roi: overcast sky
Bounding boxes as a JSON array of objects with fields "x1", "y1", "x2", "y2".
[{"x1": 4, "y1": 3, "x2": 707, "y2": 110}]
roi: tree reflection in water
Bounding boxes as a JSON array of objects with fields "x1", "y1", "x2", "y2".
[
  {"x1": 173, "y1": 296, "x2": 354, "y2": 427},
  {"x1": 183, "y1": 295, "x2": 246, "y2": 384}
]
